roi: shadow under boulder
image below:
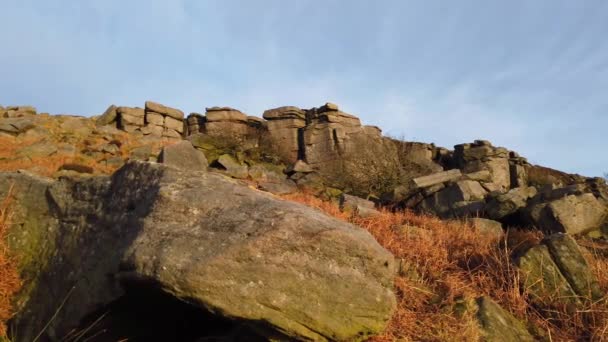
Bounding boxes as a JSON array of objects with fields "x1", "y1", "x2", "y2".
[{"x1": 66, "y1": 286, "x2": 266, "y2": 342}]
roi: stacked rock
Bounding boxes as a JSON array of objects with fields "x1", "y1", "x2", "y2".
[
  {"x1": 186, "y1": 113, "x2": 205, "y2": 135},
  {"x1": 262, "y1": 106, "x2": 307, "y2": 163},
  {"x1": 1, "y1": 105, "x2": 37, "y2": 118},
  {"x1": 202, "y1": 107, "x2": 260, "y2": 149},
  {"x1": 144, "y1": 101, "x2": 185, "y2": 139},
  {"x1": 453, "y1": 140, "x2": 512, "y2": 193},
  {"x1": 117, "y1": 107, "x2": 145, "y2": 133}
]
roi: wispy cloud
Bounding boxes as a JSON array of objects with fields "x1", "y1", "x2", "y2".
[{"x1": 1, "y1": 0, "x2": 607, "y2": 176}]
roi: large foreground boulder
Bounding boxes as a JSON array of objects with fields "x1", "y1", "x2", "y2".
[{"x1": 2, "y1": 162, "x2": 396, "y2": 341}]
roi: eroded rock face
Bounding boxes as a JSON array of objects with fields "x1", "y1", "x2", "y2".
[
  {"x1": 2, "y1": 162, "x2": 396, "y2": 341},
  {"x1": 476, "y1": 297, "x2": 534, "y2": 342},
  {"x1": 158, "y1": 141, "x2": 208, "y2": 171}
]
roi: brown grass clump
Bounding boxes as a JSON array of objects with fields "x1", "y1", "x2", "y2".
[
  {"x1": 0, "y1": 190, "x2": 22, "y2": 338},
  {"x1": 282, "y1": 192, "x2": 608, "y2": 341}
]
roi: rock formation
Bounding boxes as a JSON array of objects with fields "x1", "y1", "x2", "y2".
[
  {"x1": 0, "y1": 161, "x2": 395, "y2": 341},
  {"x1": 2, "y1": 99, "x2": 608, "y2": 341}
]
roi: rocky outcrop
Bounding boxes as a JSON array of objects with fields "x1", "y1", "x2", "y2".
[
  {"x1": 1, "y1": 105, "x2": 37, "y2": 118},
  {"x1": 2, "y1": 162, "x2": 396, "y2": 341},
  {"x1": 96, "y1": 101, "x2": 185, "y2": 139},
  {"x1": 6, "y1": 100, "x2": 607, "y2": 236},
  {"x1": 144, "y1": 101, "x2": 185, "y2": 138},
  {"x1": 263, "y1": 106, "x2": 307, "y2": 163},
  {"x1": 516, "y1": 234, "x2": 604, "y2": 306}
]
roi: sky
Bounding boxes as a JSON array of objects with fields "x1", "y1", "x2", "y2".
[{"x1": 1, "y1": 1, "x2": 607, "y2": 177}]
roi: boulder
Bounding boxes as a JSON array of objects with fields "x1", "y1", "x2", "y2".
[
  {"x1": 248, "y1": 164, "x2": 285, "y2": 183},
  {"x1": 454, "y1": 142, "x2": 512, "y2": 192},
  {"x1": 217, "y1": 154, "x2": 249, "y2": 179},
  {"x1": 340, "y1": 194, "x2": 380, "y2": 217},
  {"x1": 3, "y1": 106, "x2": 37, "y2": 118},
  {"x1": 544, "y1": 234, "x2": 603, "y2": 300},
  {"x1": 186, "y1": 113, "x2": 205, "y2": 135},
  {"x1": 319, "y1": 102, "x2": 339, "y2": 112},
  {"x1": 468, "y1": 218, "x2": 504, "y2": 239},
  {"x1": 145, "y1": 111, "x2": 164, "y2": 126},
  {"x1": 411, "y1": 169, "x2": 462, "y2": 189},
  {"x1": 258, "y1": 180, "x2": 298, "y2": 195},
  {"x1": 96, "y1": 105, "x2": 118, "y2": 126},
  {"x1": 163, "y1": 116, "x2": 185, "y2": 132},
  {"x1": 286, "y1": 160, "x2": 314, "y2": 174},
  {"x1": 129, "y1": 145, "x2": 153, "y2": 161},
  {"x1": 516, "y1": 245, "x2": 577, "y2": 305},
  {"x1": 544, "y1": 194, "x2": 606, "y2": 235},
  {"x1": 0, "y1": 118, "x2": 35, "y2": 135},
  {"x1": 418, "y1": 180, "x2": 487, "y2": 218},
  {"x1": 3, "y1": 162, "x2": 396, "y2": 341},
  {"x1": 145, "y1": 101, "x2": 184, "y2": 120},
  {"x1": 486, "y1": 186, "x2": 537, "y2": 220},
  {"x1": 464, "y1": 170, "x2": 492, "y2": 183},
  {"x1": 117, "y1": 107, "x2": 145, "y2": 127},
  {"x1": 476, "y1": 297, "x2": 534, "y2": 342},
  {"x1": 266, "y1": 118, "x2": 306, "y2": 163},
  {"x1": 158, "y1": 141, "x2": 208, "y2": 171}
]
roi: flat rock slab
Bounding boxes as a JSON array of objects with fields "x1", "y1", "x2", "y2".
[{"x1": 412, "y1": 169, "x2": 462, "y2": 189}]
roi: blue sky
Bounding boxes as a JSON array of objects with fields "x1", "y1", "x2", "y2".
[{"x1": 2, "y1": 1, "x2": 607, "y2": 177}]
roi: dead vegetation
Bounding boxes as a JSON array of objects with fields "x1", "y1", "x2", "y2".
[
  {"x1": 0, "y1": 190, "x2": 21, "y2": 338},
  {"x1": 283, "y1": 192, "x2": 608, "y2": 341}
]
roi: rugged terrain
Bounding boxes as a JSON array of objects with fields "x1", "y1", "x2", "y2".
[{"x1": 0, "y1": 102, "x2": 607, "y2": 341}]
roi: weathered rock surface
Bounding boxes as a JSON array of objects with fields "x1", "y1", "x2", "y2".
[
  {"x1": 543, "y1": 194, "x2": 606, "y2": 235},
  {"x1": 412, "y1": 169, "x2": 462, "y2": 189},
  {"x1": 476, "y1": 297, "x2": 534, "y2": 342},
  {"x1": 516, "y1": 244, "x2": 577, "y2": 305},
  {"x1": 468, "y1": 218, "x2": 504, "y2": 240},
  {"x1": 486, "y1": 186, "x2": 537, "y2": 220},
  {"x1": 340, "y1": 194, "x2": 380, "y2": 217},
  {"x1": 2, "y1": 162, "x2": 396, "y2": 341},
  {"x1": 158, "y1": 141, "x2": 208, "y2": 171},
  {"x1": 96, "y1": 105, "x2": 118, "y2": 126},
  {"x1": 217, "y1": 154, "x2": 249, "y2": 179},
  {"x1": 544, "y1": 234, "x2": 604, "y2": 300},
  {"x1": 0, "y1": 118, "x2": 35, "y2": 135}
]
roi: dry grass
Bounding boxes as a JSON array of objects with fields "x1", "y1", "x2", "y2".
[
  {"x1": 0, "y1": 189, "x2": 21, "y2": 338},
  {"x1": 282, "y1": 192, "x2": 608, "y2": 342},
  {"x1": 0, "y1": 133, "x2": 172, "y2": 178}
]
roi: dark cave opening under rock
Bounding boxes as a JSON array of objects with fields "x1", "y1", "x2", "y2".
[{"x1": 64, "y1": 287, "x2": 266, "y2": 342}]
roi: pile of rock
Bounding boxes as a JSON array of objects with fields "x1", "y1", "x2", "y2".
[
  {"x1": 116, "y1": 106, "x2": 145, "y2": 133},
  {"x1": 96, "y1": 101, "x2": 185, "y2": 139},
  {"x1": 144, "y1": 101, "x2": 185, "y2": 138},
  {"x1": 1, "y1": 105, "x2": 37, "y2": 118},
  {"x1": 396, "y1": 139, "x2": 608, "y2": 236},
  {"x1": 186, "y1": 113, "x2": 205, "y2": 134},
  {"x1": 452, "y1": 140, "x2": 520, "y2": 193}
]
